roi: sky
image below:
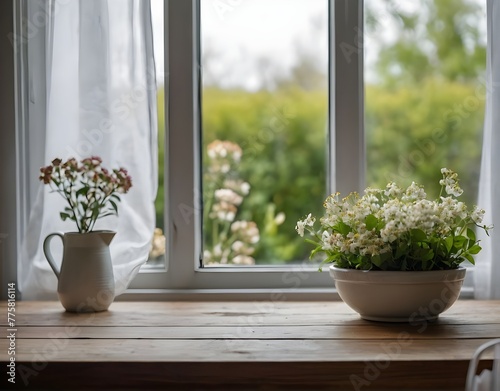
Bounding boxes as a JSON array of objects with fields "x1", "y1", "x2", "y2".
[
  {"x1": 151, "y1": 0, "x2": 328, "y2": 89},
  {"x1": 150, "y1": 0, "x2": 487, "y2": 88}
]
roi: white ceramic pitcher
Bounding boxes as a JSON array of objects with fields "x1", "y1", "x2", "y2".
[{"x1": 43, "y1": 231, "x2": 116, "y2": 312}]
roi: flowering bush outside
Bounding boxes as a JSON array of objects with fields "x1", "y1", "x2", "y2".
[
  {"x1": 149, "y1": 227, "x2": 167, "y2": 260},
  {"x1": 40, "y1": 156, "x2": 132, "y2": 233},
  {"x1": 296, "y1": 168, "x2": 490, "y2": 271},
  {"x1": 147, "y1": 139, "x2": 269, "y2": 264},
  {"x1": 203, "y1": 140, "x2": 260, "y2": 265}
]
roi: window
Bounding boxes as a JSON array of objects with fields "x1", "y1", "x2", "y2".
[
  {"x1": 363, "y1": 0, "x2": 486, "y2": 292},
  {"x1": 3, "y1": 0, "x2": 486, "y2": 296},
  {"x1": 364, "y1": 0, "x2": 486, "y2": 205},
  {"x1": 200, "y1": 0, "x2": 329, "y2": 267},
  {"x1": 130, "y1": 0, "x2": 357, "y2": 291},
  {"x1": 133, "y1": 0, "x2": 485, "y2": 292}
]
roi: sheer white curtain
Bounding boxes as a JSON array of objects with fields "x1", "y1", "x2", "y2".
[
  {"x1": 19, "y1": 0, "x2": 157, "y2": 299},
  {"x1": 476, "y1": 0, "x2": 500, "y2": 299}
]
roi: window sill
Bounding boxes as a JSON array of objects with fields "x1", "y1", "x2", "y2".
[
  {"x1": 118, "y1": 287, "x2": 340, "y2": 301},
  {"x1": 118, "y1": 286, "x2": 474, "y2": 301},
  {"x1": 4, "y1": 299, "x2": 498, "y2": 390}
]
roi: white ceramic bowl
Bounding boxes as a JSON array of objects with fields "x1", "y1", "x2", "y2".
[{"x1": 330, "y1": 266, "x2": 466, "y2": 322}]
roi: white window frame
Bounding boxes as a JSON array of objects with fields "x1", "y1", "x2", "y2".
[
  {"x1": 127, "y1": 0, "x2": 364, "y2": 296},
  {"x1": 1, "y1": 0, "x2": 367, "y2": 299}
]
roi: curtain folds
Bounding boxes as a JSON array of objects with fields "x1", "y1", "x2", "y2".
[
  {"x1": 19, "y1": 0, "x2": 157, "y2": 299},
  {"x1": 476, "y1": 0, "x2": 500, "y2": 299}
]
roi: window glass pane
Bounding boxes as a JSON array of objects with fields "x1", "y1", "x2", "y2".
[
  {"x1": 365, "y1": 0, "x2": 486, "y2": 206},
  {"x1": 200, "y1": 0, "x2": 329, "y2": 266},
  {"x1": 145, "y1": 0, "x2": 166, "y2": 268}
]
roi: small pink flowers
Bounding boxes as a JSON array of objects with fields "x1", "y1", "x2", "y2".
[
  {"x1": 39, "y1": 165, "x2": 53, "y2": 184},
  {"x1": 39, "y1": 156, "x2": 133, "y2": 233}
]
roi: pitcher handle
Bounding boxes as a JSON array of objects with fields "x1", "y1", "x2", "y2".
[{"x1": 43, "y1": 232, "x2": 64, "y2": 279}]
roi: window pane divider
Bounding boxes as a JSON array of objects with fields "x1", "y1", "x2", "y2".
[{"x1": 330, "y1": 0, "x2": 365, "y2": 196}]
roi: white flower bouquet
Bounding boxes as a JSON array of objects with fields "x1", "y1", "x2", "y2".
[{"x1": 296, "y1": 168, "x2": 490, "y2": 271}]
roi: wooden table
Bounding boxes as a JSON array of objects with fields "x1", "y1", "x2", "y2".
[{"x1": 1, "y1": 300, "x2": 499, "y2": 390}]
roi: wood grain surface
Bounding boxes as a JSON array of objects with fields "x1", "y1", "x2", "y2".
[{"x1": 0, "y1": 300, "x2": 498, "y2": 390}]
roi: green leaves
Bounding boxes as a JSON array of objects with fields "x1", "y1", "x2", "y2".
[
  {"x1": 76, "y1": 186, "x2": 89, "y2": 197},
  {"x1": 371, "y1": 254, "x2": 385, "y2": 268},
  {"x1": 309, "y1": 244, "x2": 325, "y2": 260},
  {"x1": 463, "y1": 253, "x2": 475, "y2": 265},
  {"x1": 365, "y1": 214, "x2": 379, "y2": 231},
  {"x1": 468, "y1": 245, "x2": 481, "y2": 255},
  {"x1": 318, "y1": 254, "x2": 340, "y2": 272},
  {"x1": 466, "y1": 228, "x2": 476, "y2": 242},
  {"x1": 410, "y1": 229, "x2": 427, "y2": 242},
  {"x1": 110, "y1": 200, "x2": 118, "y2": 215},
  {"x1": 394, "y1": 241, "x2": 409, "y2": 259},
  {"x1": 444, "y1": 236, "x2": 454, "y2": 253},
  {"x1": 59, "y1": 212, "x2": 71, "y2": 221},
  {"x1": 333, "y1": 221, "x2": 351, "y2": 236}
]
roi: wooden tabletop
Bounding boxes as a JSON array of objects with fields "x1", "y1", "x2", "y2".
[{"x1": 1, "y1": 300, "x2": 499, "y2": 390}]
